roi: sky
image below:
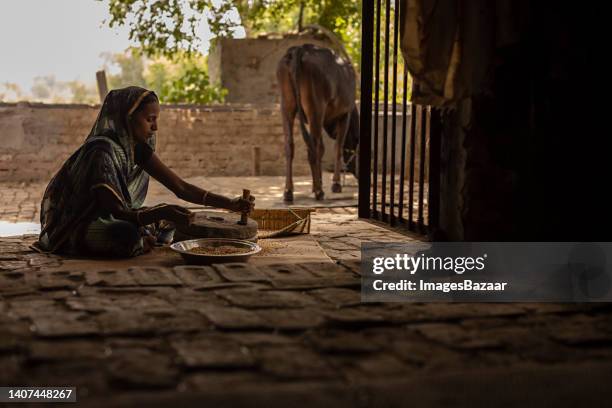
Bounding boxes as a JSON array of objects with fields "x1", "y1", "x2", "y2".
[{"x1": 0, "y1": 0, "x2": 239, "y2": 98}]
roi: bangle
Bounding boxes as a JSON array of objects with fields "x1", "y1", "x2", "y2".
[{"x1": 202, "y1": 190, "x2": 209, "y2": 205}]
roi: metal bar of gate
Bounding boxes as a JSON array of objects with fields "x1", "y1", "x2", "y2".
[
  {"x1": 398, "y1": 67, "x2": 408, "y2": 223},
  {"x1": 428, "y1": 108, "x2": 441, "y2": 233},
  {"x1": 381, "y1": 0, "x2": 391, "y2": 223},
  {"x1": 417, "y1": 107, "x2": 427, "y2": 233},
  {"x1": 390, "y1": 0, "x2": 400, "y2": 226},
  {"x1": 408, "y1": 104, "x2": 417, "y2": 229},
  {"x1": 359, "y1": 0, "x2": 439, "y2": 235},
  {"x1": 372, "y1": 0, "x2": 381, "y2": 217},
  {"x1": 358, "y1": 0, "x2": 374, "y2": 218}
]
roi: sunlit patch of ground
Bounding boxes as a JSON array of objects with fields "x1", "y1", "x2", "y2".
[{"x1": 0, "y1": 221, "x2": 40, "y2": 237}]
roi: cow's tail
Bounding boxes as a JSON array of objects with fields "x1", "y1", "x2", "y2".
[
  {"x1": 289, "y1": 46, "x2": 315, "y2": 153},
  {"x1": 344, "y1": 104, "x2": 360, "y2": 175}
]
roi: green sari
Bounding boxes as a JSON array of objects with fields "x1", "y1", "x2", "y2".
[{"x1": 37, "y1": 86, "x2": 157, "y2": 255}]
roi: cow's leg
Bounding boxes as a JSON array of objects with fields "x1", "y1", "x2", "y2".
[
  {"x1": 331, "y1": 113, "x2": 350, "y2": 193},
  {"x1": 282, "y1": 107, "x2": 296, "y2": 202},
  {"x1": 300, "y1": 82, "x2": 325, "y2": 201},
  {"x1": 302, "y1": 106, "x2": 325, "y2": 200},
  {"x1": 311, "y1": 120, "x2": 325, "y2": 200},
  {"x1": 278, "y1": 66, "x2": 297, "y2": 202}
]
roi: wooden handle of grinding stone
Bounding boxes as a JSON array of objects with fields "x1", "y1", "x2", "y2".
[{"x1": 239, "y1": 189, "x2": 250, "y2": 225}]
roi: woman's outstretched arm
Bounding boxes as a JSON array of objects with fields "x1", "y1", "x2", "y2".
[
  {"x1": 92, "y1": 186, "x2": 193, "y2": 226},
  {"x1": 141, "y1": 152, "x2": 254, "y2": 212}
]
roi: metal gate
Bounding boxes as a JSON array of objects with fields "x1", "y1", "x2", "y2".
[{"x1": 358, "y1": 0, "x2": 441, "y2": 235}]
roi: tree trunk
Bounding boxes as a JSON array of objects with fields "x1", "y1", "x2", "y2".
[
  {"x1": 298, "y1": 1, "x2": 305, "y2": 32},
  {"x1": 234, "y1": 0, "x2": 253, "y2": 37}
]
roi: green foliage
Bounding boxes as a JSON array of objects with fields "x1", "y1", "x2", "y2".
[
  {"x1": 244, "y1": 0, "x2": 362, "y2": 65},
  {"x1": 100, "y1": 0, "x2": 362, "y2": 66},
  {"x1": 146, "y1": 52, "x2": 227, "y2": 104},
  {"x1": 103, "y1": 48, "x2": 227, "y2": 104},
  {"x1": 100, "y1": 0, "x2": 364, "y2": 104},
  {"x1": 102, "y1": 48, "x2": 147, "y2": 89},
  {"x1": 159, "y1": 64, "x2": 227, "y2": 104},
  {"x1": 103, "y1": 0, "x2": 239, "y2": 57},
  {"x1": 372, "y1": 1, "x2": 411, "y2": 103}
]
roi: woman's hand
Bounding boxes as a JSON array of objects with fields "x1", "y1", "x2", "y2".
[
  {"x1": 157, "y1": 204, "x2": 194, "y2": 226},
  {"x1": 227, "y1": 195, "x2": 255, "y2": 213},
  {"x1": 142, "y1": 233, "x2": 157, "y2": 253}
]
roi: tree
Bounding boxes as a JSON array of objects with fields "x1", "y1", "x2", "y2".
[
  {"x1": 31, "y1": 76, "x2": 56, "y2": 100},
  {"x1": 102, "y1": 48, "x2": 227, "y2": 104},
  {"x1": 101, "y1": 48, "x2": 148, "y2": 89},
  {"x1": 101, "y1": 0, "x2": 362, "y2": 64},
  {"x1": 145, "y1": 51, "x2": 227, "y2": 104},
  {"x1": 100, "y1": 1, "x2": 362, "y2": 104},
  {"x1": 29, "y1": 75, "x2": 98, "y2": 104},
  {"x1": 0, "y1": 82, "x2": 23, "y2": 102},
  {"x1": 244, "y1": 0, "x2": 361, "y2": 64},
  {"x1": 67, "y1": 81, "x2": 98, "y2": 104}
]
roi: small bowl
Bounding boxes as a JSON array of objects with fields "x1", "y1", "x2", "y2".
[{"x1": 170, "y1": 238, "x2": 261, "y2": 265}]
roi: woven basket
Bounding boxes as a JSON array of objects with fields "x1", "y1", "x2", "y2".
[{"x1": 251, "y1": 208, "x2": 315, "y2": 238}]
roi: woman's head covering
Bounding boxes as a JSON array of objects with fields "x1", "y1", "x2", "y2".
[
  {"x1": 37, "y1": 86, "x2": 159, "y2": 253},
  {"x1": 87, "y1": 86, "x2": 158, "y2": 169}
]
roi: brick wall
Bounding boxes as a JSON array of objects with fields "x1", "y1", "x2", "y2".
[{"x1": 0, "y1": 102, "x2": 311, "y2": 182}]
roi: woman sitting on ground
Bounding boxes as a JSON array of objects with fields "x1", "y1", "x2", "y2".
[{"x1": 36, "y1": 86, "x2": 254, "y2": 257}]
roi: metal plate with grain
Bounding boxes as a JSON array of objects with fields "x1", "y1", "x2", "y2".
[{"x1": 170, "y1": 238, "x2": 261, "y2": 265}]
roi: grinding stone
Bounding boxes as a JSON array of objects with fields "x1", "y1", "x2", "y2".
[{"x1": 174, "y1": 210, "x2": 258, "y2": 241}]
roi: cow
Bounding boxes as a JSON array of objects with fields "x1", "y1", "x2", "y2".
[{"x1": 276, "y1": 43, "x2": 359, "y2": 202}]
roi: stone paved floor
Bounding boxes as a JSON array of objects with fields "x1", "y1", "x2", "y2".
[
  {"x1": 0, "y1": 181, "x2": 43, "y2": 223},
  {"x1": 0, "y1": 172, "x2": 359, "y2": 225},
  {"x1": 2, "y1": 179, "x2": 612, "y2": 406}
]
